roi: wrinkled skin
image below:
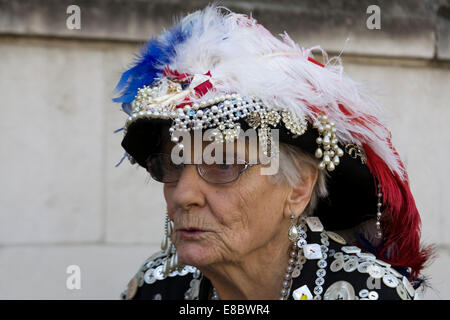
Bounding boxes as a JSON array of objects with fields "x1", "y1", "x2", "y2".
[{"x1": 161, "y1": 140, "x2": 318, "y2": 299}]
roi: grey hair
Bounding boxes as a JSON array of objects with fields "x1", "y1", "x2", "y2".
[
  {"x1": 269, "y1": 143, "x2": 329, "y2": 217},
  {"x1": 269, "y1": 145, "x2": 381, "y2": 249}
]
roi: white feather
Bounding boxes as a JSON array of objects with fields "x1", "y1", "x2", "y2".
[{"x1": 160, "y1": 5, "x2": 405, "y2": 180}]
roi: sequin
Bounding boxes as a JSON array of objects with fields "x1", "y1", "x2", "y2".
[
  {"x1": 323, "y1": 281, "x2": 356, "y2": 300},
  {"x1": 359, "y1": 289, "x2": 369, "y2": 298},
  {"x1": 343, "y1": 259, "x2": 358, "y2": 273},
  {"x1": 297, "y1": 238, "x2": 307, "y2": 248},
  {"x1": 317, "y1": 259, "x2": 327, "y2": 268},
  {"x1": 368, "y1": 291, "x2": 379, "y2": 300},
  {"x1": 325, "y1": 231, "x2": 347, "y2": 245},
  {"x1": 153, "y1": 265, "x2": 165, "y2": 280},
  {"x1": 402, "y1": 276, "x2": 416, "y2": 297},
  {"x1": 316, "y1": 268, "x2": 326, "y2": 278},
  {"x1": 153, "y1": 293, "x2": 162, "y2": 300},
  {"x1": 333, "y1": 252, "x2": 344, "y2": 260},
  {"x1": 144, "y1": 268, "x2": 156, "y2": 284},
  {"x1": 357, "y1": 262, "x2": 372, "y2": 273},
  {"x1": 341, "y1": 246, "x2": 361, "y2": 254},
  {"x1": 168, "y1": 270, "x2": 179, "y2": 277},
  {"x1": 291, "y1": 268, "x2": 301, "y2": 278},
  {"x1": 367, "y1": 264, "x2": 385, "y2": 279},
  {"x1": 356, "y1": 252, "x2": 376, "y2": 260},
  {"x1": 304, "y1": 244, "x2": 323, "y2": 260},
  {"x1": 330, "y1": 259, "x2": 344, "y2": 272},
  {"x1": 313, "y1": 286, "x2": 323, "y2": 295},
  {"x1": 293, "y1": 285, "x2": 313, "y2": 300},
  {"x1": 305, "y1": 217, "x2": 324, "y2": 232},
  {"x1": 382, "y1": 274, "x2": 399, "y2": 288},
  {"x1": 328, "y1": 249, "x2": 336, "y2": 257},
  {"x1": 396, "y1": 284, "x2": 410, "y2": 300},
  {"x1": 315, "y1": 277, "x2": 325, "y2": 286}
]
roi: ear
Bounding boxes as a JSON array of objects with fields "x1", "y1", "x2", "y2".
[{"x1": 283, "y1": 168, "x2": 318, "y2": 219}]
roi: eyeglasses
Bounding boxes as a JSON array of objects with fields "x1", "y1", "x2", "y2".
[{"x1": 145, "y1": 153, "x2": 254, "y2": 184}]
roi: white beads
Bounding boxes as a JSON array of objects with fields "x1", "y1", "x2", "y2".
[
  {"x1": 327, "y1": 162, "x2": 335, "y2": 171},
  {"x1": 313, "y1": 113, "x2": 344, "y2": 172},
  {"x1": 315, "y1": 148, "x2": 323, "y2": 158},
  {"x1": 127, "y1": 80, "x2": 346, "y2": 174},
  {"x1": 375, "y1": 183, "x2": 383, "y2": 239},
  {"x1": 332, "y1": 155, "x2": 340, "y2": 165}
]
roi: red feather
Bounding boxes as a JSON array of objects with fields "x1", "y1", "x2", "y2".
[{"x1": 364, "y1": 142, "x2": 433, "y2": 279}]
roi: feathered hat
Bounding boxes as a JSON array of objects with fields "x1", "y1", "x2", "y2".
[{"x1": 113, "y1": 5, "x2": 431, "y2": 279}]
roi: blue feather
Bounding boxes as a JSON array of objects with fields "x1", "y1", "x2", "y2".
[
  {"x1": 113, "y1": 19, "x2": 195, "y2": 104},
  {"x1": 115, "y1": 152, "x2": 128, "y2": 167},
  {"x1": 121, "y1": 102, "x2": 132, "y2": 115}
]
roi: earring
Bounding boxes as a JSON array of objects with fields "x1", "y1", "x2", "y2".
[
  {"x1": 281, "y1": 214, "x2": 309, "y2": 300},
  {"x1": 161, "y1": 214, "x2": 181, "y2": 276},
  {"x1": 288, "y1": 214, "x2": 308, "y2": 246},
  {"x1": 288, "y1": 214, "x2": 300, "y2": 242},
  {"x1": 375, "y1": 183, "x2": 383, "y2": 239}
]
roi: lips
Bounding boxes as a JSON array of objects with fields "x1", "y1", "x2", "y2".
[
  {"x1": 176, "y1": 227, "x2": 208, "y2": 239},
  {"x1": 180, "y1": 227, "x2": 202, "y2": 232}
]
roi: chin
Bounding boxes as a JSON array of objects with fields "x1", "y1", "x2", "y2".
[{"x1": 176, "y1": 240, "x2": 216, "y2": 267}]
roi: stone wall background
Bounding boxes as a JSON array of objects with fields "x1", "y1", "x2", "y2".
[{"x1": 0, "y1": 0, "x2": 449, "y2": 299}]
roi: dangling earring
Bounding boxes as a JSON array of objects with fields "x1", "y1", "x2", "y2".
[
  {"x1": 161, "y1": 214, "x2": 170, "y2": 254},
  {"x1": 161, "y1": 214, "x2": 181, "y2": 276},
  {"x1": 375, "y1": 183, "x2": 383, "y2": 239},
  {"x1": 288, "y1": 214, "x2": 300, "y2": 242},
  {"x1": 281, "y1": 214, "x2": 308, "y2": 300}
]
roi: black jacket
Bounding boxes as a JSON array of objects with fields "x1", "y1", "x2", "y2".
[{"x1": 121, "y1": 229, "x2": 420, "y2": 300}]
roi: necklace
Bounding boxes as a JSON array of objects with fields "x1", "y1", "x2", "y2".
[
  {"x1": 209, "y1": 241, "x2": 301, "y2": 300},
  {"x1": 185, "y1": 217, "x2": 328, "y2": 300}
]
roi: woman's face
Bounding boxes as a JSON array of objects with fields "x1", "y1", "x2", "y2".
[{"x1": 163, "y1": 143, "x2": 292, "y2": 268}]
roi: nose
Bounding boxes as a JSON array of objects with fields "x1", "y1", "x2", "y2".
[{"x1": 168, "y1": 165, "x2": 207, "y2": 210}]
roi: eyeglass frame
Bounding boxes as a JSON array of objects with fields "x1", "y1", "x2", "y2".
[{"x1": 145, "y1": 153, "x2": 258, "y2": 185}]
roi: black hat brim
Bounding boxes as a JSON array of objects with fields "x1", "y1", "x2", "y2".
[{"x1": 121, "y1": 118, "x2": 378, "y2": 231}]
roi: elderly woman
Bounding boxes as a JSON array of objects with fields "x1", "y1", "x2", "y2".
[{"x1": 115, "y1": 6, "x2": 432, "y2": 300}]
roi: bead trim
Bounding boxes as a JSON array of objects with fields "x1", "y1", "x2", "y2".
[{"x1": 124, "y1": 80, "x2": 344, "y2": 172}]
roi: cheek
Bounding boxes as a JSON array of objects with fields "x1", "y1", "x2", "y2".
[
  {"x1": 236, "y1": 177, "x2": 286, "y2": 239},
  {"x1": 211, "y1": 176, "x2": 287, "y2": 259},
  {"x1": 162, "y1": 175, "x2": 287, "y2": 266}
]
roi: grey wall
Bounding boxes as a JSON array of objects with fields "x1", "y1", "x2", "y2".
[{"x1": 0, "y1": 0, "x2": 449, "y2": 299}]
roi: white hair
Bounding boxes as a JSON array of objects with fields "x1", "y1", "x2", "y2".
[{"x1": 270, "y1": 143, "x2": 329, "y2": 217}]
